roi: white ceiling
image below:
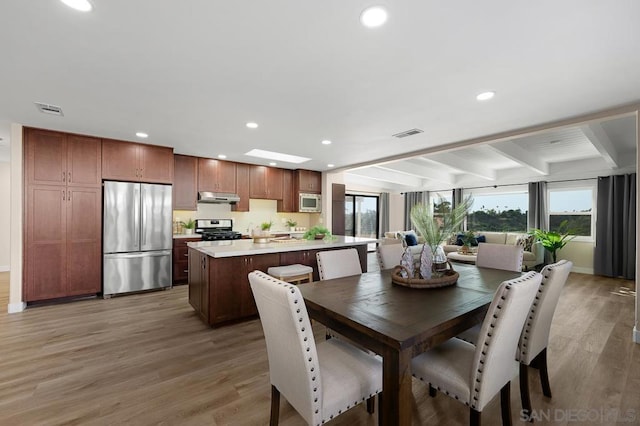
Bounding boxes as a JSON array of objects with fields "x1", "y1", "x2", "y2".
[{"x1": 1, "y1": 1, "x2": 639, "y2": 188}]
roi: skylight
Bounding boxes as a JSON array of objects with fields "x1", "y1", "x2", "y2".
[{"x1": 244, "y1": 149, "x2": 311, "y2": 164}]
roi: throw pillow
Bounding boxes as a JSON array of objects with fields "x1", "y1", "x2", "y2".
[
  {"x1": 516, "y1": 234, "x2": 535, "y2": 251},
  {"x1": 404, "y1": 233, "x2": 418, "y2": 246},
  {"x1": 476, "y1": 235, "x2": 486, "y2": 244},
  {"x1": 455, "y1": 233, "x2": 465, "y2": 246}
]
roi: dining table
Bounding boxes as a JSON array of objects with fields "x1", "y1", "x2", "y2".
[{"x1": 297, "y1": 263, "x2": 522, "y2": 426}]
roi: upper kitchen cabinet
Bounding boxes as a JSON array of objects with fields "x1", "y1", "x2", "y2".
[
  {"x1": 232, "y1": 162, "x2": 250, "y2": 212},
  {"x1": 295, "y1": 169, "x2": 322, "y2": 194},
  {"x1": 249, "y1": 165, "x2": 283, "y2": 200},
  {"x1": 198, "y1": 158, "x2": 237, "y2": 193},
  {"x1": 102, "y1": 139, "x2": 174, "y2": 184},
  {"x1": 277, "y1": 169, "x2": 295, "y2": 212},
  {"x1": 173, "y1": 154, "x2": 198, "y2": 210},
  {"x1": 25, "y1": 128, "x2": 102, "y2": 187}
]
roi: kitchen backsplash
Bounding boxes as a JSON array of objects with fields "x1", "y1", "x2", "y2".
[{"x1": 173, "y1": 199, "x2": 321, "y2": 235}]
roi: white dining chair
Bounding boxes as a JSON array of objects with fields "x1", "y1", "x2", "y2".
[
  {"x1": 248, "y1": 271, "x2": 382, "y2": 425},
  {"x1": 411, "y1": 271, "x2": 541, "y2": 426},
  {"x1": 316, "y1": 248, "x2": 362, "y2": 280},
  {"x1": 377, "y1": 244, "x2": 404, "y2": 270},
  {"x1": 457, "y1": 259, "x2": 573, "y2": 420},
  {"x1": 476, "y1": 242, "x2": 524, "y2": 272}
]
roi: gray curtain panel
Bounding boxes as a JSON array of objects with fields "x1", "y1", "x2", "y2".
[
  {"x1": 452, "y1": 188, "x2": 463, "y2": 209},
  {"x1": 594, "y1": 174, "x2": 636, "y2": 280},
  {"x1": 404, "y1": 191, "x2": 429, "y2": 229},
  {"x1": 528, "y1": 181, "x2": 548, "y2": 231},
  {"x1": 379, "y1": 192, "x2": 390, "y2": 236}
]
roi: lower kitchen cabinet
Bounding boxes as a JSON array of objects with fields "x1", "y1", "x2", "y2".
[
  {"x1": 173, "y1": 237, "x2": 201, "y2": 284},
  {"x1": 188, "y1": 248, "x2": 209, "y2": 322}
]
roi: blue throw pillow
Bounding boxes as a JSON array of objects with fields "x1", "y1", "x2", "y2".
[
  {"x1": 455, "y1": 233, "x2": 465, "y2": 246},
  {"x1": 475, "y1": 235, "x2": 486, "y2": 245},
  {"x1": 404, "y1": 233, "x2": 418, "y2": 246}
]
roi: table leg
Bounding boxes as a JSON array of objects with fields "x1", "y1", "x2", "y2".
[{"x1": 380, "y1": 347, "x2": 413, "y2": 426}]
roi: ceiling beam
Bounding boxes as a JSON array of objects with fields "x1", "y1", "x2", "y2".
[
  {"x1": 580, "y1": 123, "x2": 619, "y2": 168},
  {"x1": 346, "y1": 166, "x2": 425, "y2": 187},
  {"x1": 487, "y1": 141, "x2": 549, "y2": 175},
  {"x1": 375, "y1": 161, "x2": 456, "y2": 185},
  {"x1": 427, "y1": 152, "x2": 497, "y2": 181}
]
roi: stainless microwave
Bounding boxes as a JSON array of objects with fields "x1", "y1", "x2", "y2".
[{"x1": 299, "y1": 193, "x2": 321, "y2": 212}]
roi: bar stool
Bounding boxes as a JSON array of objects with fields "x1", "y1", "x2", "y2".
[{"x1": 267, "y1": 264, "x2": 314, "y2": 284}]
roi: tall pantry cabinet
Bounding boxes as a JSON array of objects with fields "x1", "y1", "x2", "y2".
[{"x1": 23, "y1": 128, "x2": 102, "y2": 301}]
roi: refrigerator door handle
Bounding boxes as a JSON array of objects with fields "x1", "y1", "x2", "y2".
[
  {"x1": 141, "y1": 185, "x2": 147, "y2": 247},
  {"x1": 133, "y1": 184, "x2": 141, "y2": 251},
  {"x1": 104, "y1": 250, "x2": 172, "y2": 260}
]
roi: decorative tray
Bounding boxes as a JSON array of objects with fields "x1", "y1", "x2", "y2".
[{"x1": 391, "y1": 261, "x2": 459, "y2": 289}]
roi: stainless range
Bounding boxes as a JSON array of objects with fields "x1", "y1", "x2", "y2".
[{"x1": 195, "y1": 219, "x2": 243, "y2": 241}]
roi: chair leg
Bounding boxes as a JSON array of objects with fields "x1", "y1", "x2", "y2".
[
  {"x1": 519, "y1": 363, "x2": 533, "y2": 422},
  {"x1": 366, "y1": 396, "x2": 375, "y2": 414},
  {"x1": 537, "y1": 348, "x2": 552, "y2": 398},
  {"x1": 470, "y1": 408, "x2": 481, "y2": 426},
  {"x1": 429, "y1": 384, "x2": 437, "y2": 397},
  {"x1": 270, "y1": 385, "x2": 280, "y2": 426},
  {"x1": 500, "y1": 382, "x2": 512, "y2": 426}
]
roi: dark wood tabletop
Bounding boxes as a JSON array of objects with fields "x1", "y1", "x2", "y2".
[{"x1": 298, "y1": 263, "x2": 522, "y2": 426}]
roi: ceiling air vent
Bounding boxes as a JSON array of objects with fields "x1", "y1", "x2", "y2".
[
  {"x1": 392, "y1": 128, "x2": 423, "y2": 138},
  {"x1": 35, "y1": 102, "x2": 64, "y2": 116}
]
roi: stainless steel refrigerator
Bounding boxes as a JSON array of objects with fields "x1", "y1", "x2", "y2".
[{"x1": 103, "y1": 181, "x2": 172, "y2": 297}]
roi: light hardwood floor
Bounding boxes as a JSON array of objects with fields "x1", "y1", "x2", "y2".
[{"x1": 0, "y1": 268, "x2": 638, "y2": 425}]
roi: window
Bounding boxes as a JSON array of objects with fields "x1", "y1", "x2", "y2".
[
  {"x1": 430, "y1": 191, "x2": 452, "y2": 216},
  {"x1": 345, "y1": 194, "x2": 379, "y2": 251},
  {"x1": 466, "y1": 188, "x2": 528, "y2": 232},
  {"x1": 547, "y1": 184, "x2": 594, "y2": 240}
]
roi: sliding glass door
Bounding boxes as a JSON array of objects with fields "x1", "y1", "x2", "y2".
[{"x1": 345, "y1": 194, "x2": 379, "y2": 251}]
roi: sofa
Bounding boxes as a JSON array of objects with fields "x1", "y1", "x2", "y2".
[{"x1": 382, "y1": 230, "x2": 544, "y2": 270}]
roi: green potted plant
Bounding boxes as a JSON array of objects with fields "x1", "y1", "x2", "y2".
[
  {"x1": 285, "y1": 219, "x2": 297, "y2": 231},
  {"x1": 181, "y1": 218, "x2": 196, "y2": 235},
  {"x1": 260, "y1": 221, "x2": 273, "y2": 234},
  {"x1": 410, "y1": 196, "x2": 473, "y2": 255},
  {"x1": 303, "y1": 225, "x2": 332, "y2": 240},
  {"x1": 530, "y1": 220, "x2": 575, "y2": 263},
  {"x1": 460, "y1": 230, "x2": 476, "y2": 254}
]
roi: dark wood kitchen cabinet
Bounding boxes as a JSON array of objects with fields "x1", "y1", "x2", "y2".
[
  {"x1": 188, "y1": 248, "x2": 209, "y2": 322},
  {"x1": 173, "y1": 154, "x2": 198, "y2": 210},
  {"x1": 277, "y1": 169, "x2": 295, "y2": 212},
  {"x1": 249, "y1": 165, "x2": 283, "y2": 200},
  {"x1": 102, "y1": 139, "x2": 174, "y2": 184},
  {"x1": 173, "y1": 237, "x2": 201, "y2": 284},
  {"x1": 23, "y1": 128, "x2": 102, "y2": 302},
  {"x1": 231, "y1": 162, "x2": 250, "y2": 212},
  {"x1": 295, "y1": 169, "x2": 322, "y2": 194},
  {"x1": 198, "y1": 158, "x2": 236, "y2": 193}
]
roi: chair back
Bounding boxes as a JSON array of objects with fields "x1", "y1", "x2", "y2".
[
  {"x1": 519, "y1": 259, "x2": 572, "y2": 364},
  {"x1": 377, "y1": 244, "x2": 404, "y2": 270},
  {"x1": 470, "y1": 271, "x2": 541, "y2": 411},
  {"x1": 316, "y1": 248, "x2": 362, "y2": 280},
  {"x1": 476, "y1": 242, "x2": 524, "y2": 272},
  {"x1": 248, "y1": 271, "x2": 322, "y2": 425}
]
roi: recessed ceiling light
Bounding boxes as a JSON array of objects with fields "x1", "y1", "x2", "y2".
[
  {"x1": 246, "y1": 122, "x2": 259, "y2": 129},
  {"x1": 245, "y1": 149, "x2": 311, "y2": 164},
  {"x1": 321, "y1": 140, "x2": 332, "y2": 145},
  {"x1": 135, "y1": 132, "x2": 149, "y2": 138},
  {"x1": 269, "y1": 162, "x2": 277, "y2": 166},
  {"x1": 327, "y1": 164, "x2": 335, "y2": 168},
  {"x1": 360, "y1": 6, "x2": 388, "y2": 28},
  {"x1": 476, "y1": 91, "x2": 495, "y2": 101},
  {"x1": 218, "y1": 154, "x2": 227, "y2": 159},
  {"x1": 60, "y1": 0, "x2": 93, "y2": 12}
]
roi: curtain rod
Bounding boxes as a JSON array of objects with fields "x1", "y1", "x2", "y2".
[{"x1": 428, "y1": 177, "x2": 599, "y2": 193}]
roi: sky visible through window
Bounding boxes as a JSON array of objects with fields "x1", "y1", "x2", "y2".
[
  {"x1": 549, "y1": 189, "x2": 592, "y2": 212},
  {"x1": 470, "y1": 193, "x2": 528, "y2": 212}
]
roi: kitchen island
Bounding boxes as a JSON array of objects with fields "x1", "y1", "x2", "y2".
[{"x1": 187, "y1": 236, "x2": 377, "y2": 327}]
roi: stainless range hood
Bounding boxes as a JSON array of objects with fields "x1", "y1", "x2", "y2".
[{"x1": 198, "y1": 192, "x2": 240, "y2": 204}]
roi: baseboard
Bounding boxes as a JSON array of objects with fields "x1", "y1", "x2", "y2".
[
  {"x1": 8, "y1": 302, "x2": 26, "y2": 314},
  {"x1": 571, "y1": 266, "x2": 593, "y2": 275},
  {"x1": 634, "y1": 327, "x2": 640, "y2": 344},
  {"x1": 0, "y1": 265, "x2": 9, "y2": 272}
]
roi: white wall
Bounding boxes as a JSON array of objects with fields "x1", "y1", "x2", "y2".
[
  {"x1": 0, "y1": 162, "x2": 10, "y2": 271},
  {"x1": 9, "y1": 123, "x2": 24, "y2": 312}
]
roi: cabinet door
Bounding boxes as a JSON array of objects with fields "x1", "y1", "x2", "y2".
[
  {"x1": 249, "y1": 165, "x2": 268, "y2": 198},
  {"x1": 210, "y1": 257, "x2": 244, "y2": 324},
  {"x1": 140, "y1": 144, "x2": 174, "y2": 184},
  {"x1": 277, "y1": 169, "x2": 295, "y2": 212},
  {"x1": 67, "y1": 135, "x2": 102, "y2": 187},
  {"x1": 267, "y1": 167, "x2": 284, "y2": 200},
  {"x1": 188, "y1": 249, "x2": 204, "y2": 315},
  {"x1": 25, "y1": 185, "x2": 67, "y2": 301},
  {"x1": 25, "y1": 129, "x2": 67, "y2": 186},
  {"x1": 244, "y1": 254, "x2": 280, "y2": 316},
  {"x1": 216, "y1": 160, "x2": 237, "y2": 193},
  {"x1": 173, "y1": 155, "x2": 198, "y2": 210},
  {"x1": 232, "y1": 163, "x2": 250, "y2": 212},
  {"x1": 297, "y1": 169, "x2": 322, "y2": 194},
  {"x1": 102, "y1": 139, "x2": 140, "y2": 181},
  {"x1": 198, "y1": 158, "x2": 217, "y2": 192},
  {"x1": 66, "y1": 187, "x2": 102, "y2": 296}
]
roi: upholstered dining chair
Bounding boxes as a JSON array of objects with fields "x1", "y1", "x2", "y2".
[
  {"x1": 476, "y1": 242, "x2": 524, "y2": 272},
  {"x1": 457, "y1": 259, "x2": 573, "y2": 420},
  {"x1": 316, "y1": 248, "x2": 362, "y2": 280},
  {"x1": 249, "y1": 271, "x2": 382, "y2": 425},
  {"x1": 377, "y1": 244, "x2": 404, "y2": 270},
  {"x1": 411, "y1": 271, "x2": 541, "y2": 426}
]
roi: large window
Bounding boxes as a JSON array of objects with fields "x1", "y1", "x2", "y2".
[
  {"x1": 345, "y1": 194, "x2": 379, "y2": 250},
  {"x1": 548, "y1": 183, "x2": 594, "y2": 240},
  {"x1": 430, "y1": 191, "x2": 452, "y2": 217},
  {"x1": 466, "y1": 188, "x2": 528, "y2": 232}
]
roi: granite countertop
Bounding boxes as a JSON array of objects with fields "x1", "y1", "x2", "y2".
[
  {"x1": 173, "y1": 234, "x2": 202, "y2": 239},
  {"x1": 187, "y1": 236, "x2": 378, "y2": 258}
]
